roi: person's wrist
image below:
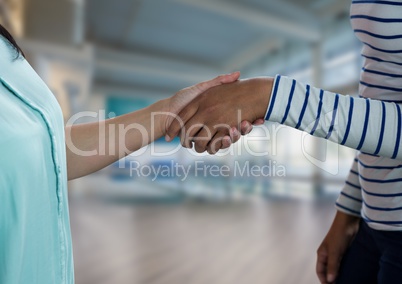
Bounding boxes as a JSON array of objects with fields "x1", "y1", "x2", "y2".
[
  {"x1": 333, "y1": 210, "x2": 360, "y2": 236},
  {"x1": 249, "y1": 77, "x2": 274, "y2": 119},
  {"x1": 151, "y1": 98, "x2": 171, "y2": 137}
]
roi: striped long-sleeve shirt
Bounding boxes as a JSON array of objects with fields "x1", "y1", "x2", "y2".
[{"x1": 264, "y1": 0, "x2": 402, "y2": 231}]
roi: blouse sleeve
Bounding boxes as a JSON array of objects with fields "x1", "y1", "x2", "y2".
[
  {"x1": 335, "y1": 155, "x2": 363, "y2": 217},
  {"x1": 265, "y1": 75, "x2": 402, "y2": 160}
]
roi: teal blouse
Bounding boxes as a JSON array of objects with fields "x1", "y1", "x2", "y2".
[{"x1": 0, "y1": 38, "x2": 74, "y2": 283}]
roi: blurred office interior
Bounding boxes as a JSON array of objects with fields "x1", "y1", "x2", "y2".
[{"x1": 1, "y1": 0, "x2": 359, "y2": 283}]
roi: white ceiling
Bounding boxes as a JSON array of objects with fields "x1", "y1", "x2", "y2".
[{"x1": 83, "y1": 0, "x2": 352, "y2": 95}]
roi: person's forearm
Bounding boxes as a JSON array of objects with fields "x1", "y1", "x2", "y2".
[
  {"x1": 264, "y1": 75, "x2": 402, "y2": 160},
  {"x1": 256, "y1": 76, "x2": 367, "y2": 218},
  {"x1": 65, "y1": 72, "x2": 246, "y2": 179},
  {"x1": 332, "y1": 210, "x2": 361, "y2": 235},
  {"x1": 65, "y1": 99, "x2": 168, "y2": 180}
]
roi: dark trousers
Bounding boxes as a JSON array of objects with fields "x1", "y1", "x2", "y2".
[{"x1": 337, "y1": 220, "x2": 402, "y2": 284}]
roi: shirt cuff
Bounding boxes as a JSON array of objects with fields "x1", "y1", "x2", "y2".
[
  {"x1": 264, "y1": 75, "x2": 294, "y2": 123},
  {"x1": 264, "y1": 74, "x2": 280, "y2": 121},
  {"x1": 335, "y1": 193, "x2": 362, "y2": 218}
]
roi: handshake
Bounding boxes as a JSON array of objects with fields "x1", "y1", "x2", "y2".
[{"x1": 161, "y1": 72, "x2": 274, "y2": 154}]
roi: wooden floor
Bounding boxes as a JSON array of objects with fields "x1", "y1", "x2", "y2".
[{"x1": 69, "y1": 196, "x2": 337, "y2": 284}]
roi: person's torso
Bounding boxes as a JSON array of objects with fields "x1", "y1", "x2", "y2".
[
  {"x1": 351, "y1": 0, "x2": 402, "y2": 230},
  {"x1": 351, "y1": 0, "x2": 402, "y2": 102},
  {"x1": 0, "y1": 38, "x2": 74, "y2": 283}
]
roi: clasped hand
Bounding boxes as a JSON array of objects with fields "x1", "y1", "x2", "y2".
[{"x1": 164, "y1": 73, "x2": 272, "y2": 154}]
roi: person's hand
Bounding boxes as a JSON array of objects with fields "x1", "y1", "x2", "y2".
[
  {"x1": 316, "y1": 211, "x2": 360, "y2": 284},
  {"x1": 166, "y1": 77, "x2": 273, "y2": 154},
  {"x1": 162, "y1": 72, "x2": 257, "y2": 149}
]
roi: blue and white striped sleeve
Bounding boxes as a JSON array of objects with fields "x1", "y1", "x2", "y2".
[
  {"x1": 336, "y1": 156, "x2": 362, "y2": 217},
  {"x1": 265, "y1": 75, "x2": 402, "y2": 160}
]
